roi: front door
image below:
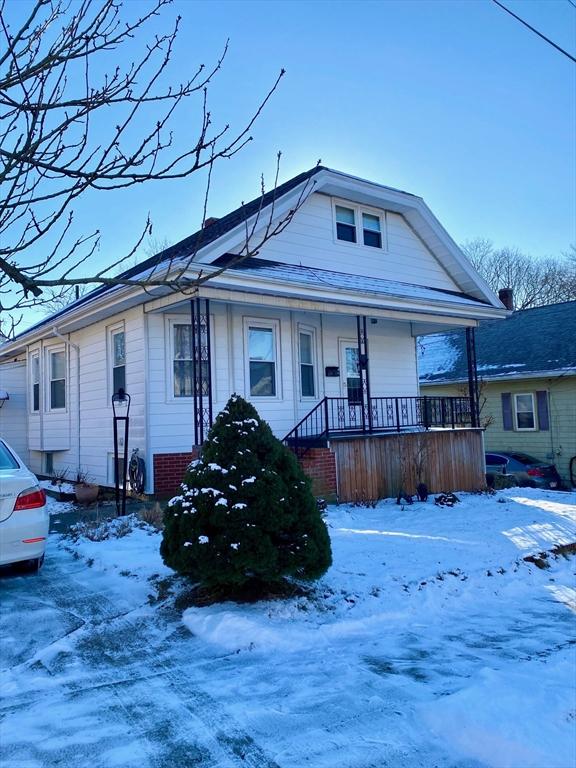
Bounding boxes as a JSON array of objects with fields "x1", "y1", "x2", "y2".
[{"x1": 339, "y1": 341, "x2": 362, "y2": 404}]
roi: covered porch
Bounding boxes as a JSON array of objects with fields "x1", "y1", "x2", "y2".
[{"x1": 148, "y1": 293, "x2": 484, "y2": 500}]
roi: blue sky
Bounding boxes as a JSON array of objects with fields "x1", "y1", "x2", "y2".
[
  {"x1": 8, "y1": 0, "x2": 576, "y2": 329},
  {"x1": 131, "y1": 0, "x2": 575, "y2": 261}
]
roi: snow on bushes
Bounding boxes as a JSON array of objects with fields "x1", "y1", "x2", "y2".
[{"x1": 160, "y1": 394, "x2": 332, "y2": 594}]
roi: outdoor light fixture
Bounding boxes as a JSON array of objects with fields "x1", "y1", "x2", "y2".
[
  {"x1": 0, "y1": 390, "x2": 9, "y2": 409},
  {"x1": 112, "y1": 390, "x2": 131, "y2": 517}
]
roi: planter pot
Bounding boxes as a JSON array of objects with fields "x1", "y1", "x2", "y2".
[{"x1": 75, "y1": 483, "x2": 100, "y2": 504}]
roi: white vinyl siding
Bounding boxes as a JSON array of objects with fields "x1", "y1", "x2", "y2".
[{"x1": 239, "y1": 193, "x2": 459, "y2": 291}]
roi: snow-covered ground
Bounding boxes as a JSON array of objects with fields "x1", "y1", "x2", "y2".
[{"x1": 1, "y1": 488, "x2": 575, "y2": 768}]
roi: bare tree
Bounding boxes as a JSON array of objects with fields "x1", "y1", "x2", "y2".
[
  {"x1": 461, "y1": 238, "x2": 575, "y2": 309},
  {"x1": 40, "y1": 284, "x2": 90, "y2": 316},
  {"x1": 0, "y1": 0, "x2": 316, "y2": 323}
]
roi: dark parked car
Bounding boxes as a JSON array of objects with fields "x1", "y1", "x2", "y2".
[{"x1": 485, "y1": 451, "x2": 563, "y2": 490}]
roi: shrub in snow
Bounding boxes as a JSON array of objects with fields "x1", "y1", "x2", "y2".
[{"x1": 160, "y1": 394, "x2": 332, "y2": 593}]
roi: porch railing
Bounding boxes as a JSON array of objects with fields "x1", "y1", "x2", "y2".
[{"x1": 283, "y1": 396, "x2": 473, "y2": 455}]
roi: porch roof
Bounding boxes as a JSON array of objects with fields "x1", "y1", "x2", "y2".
[{"x1": 211, "y1": 257, "x2": 490, "y2": 309}]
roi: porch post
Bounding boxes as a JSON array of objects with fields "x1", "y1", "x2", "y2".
[
  {"x1": 465, "y1": 327, "x2": 480, "y2": 428},
  {"x1": 190, "y1": 297, "x2": 213, "y2": 445},
  {"x1": 190, "y1": 299, "x2": 199, "y2": 446},
  {"x1": 356, "y1": 315, "x2": 372, "y2": 433}
]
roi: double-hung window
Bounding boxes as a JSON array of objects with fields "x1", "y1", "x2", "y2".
[
  {"x1": 173, "y1": 324, "x2": 193, "y2": 397},
  {"x1": 31, "y1": 353, "x2": 40, "y2": 412},
  {"x1": 334, "y1": 202, "x2": 385, "y2": 249},
  {"x1": 362, "y1": 213, "x2": 382, "y2": 248},
  {"x1": 248, "y1": 325, "x2": 277, "y2": 397},
  {"x1": 111, "y1": 329, "x2": 126, "y2": 395},
  {"x1": 172, "y1": 321, "x2": 210, "y2": 398},
  {"x1": 299, "y1": 330, "x2": 315, "y2": 398},
  {"x1": 514, "y1": 393, "x2": 535, "y2": 430},
  {"x1": 49, "y1": 349, "x2": 66, "y2": 410},
  {"x1": 335, "y1": 206, "x2": 356, "y2": 243}
]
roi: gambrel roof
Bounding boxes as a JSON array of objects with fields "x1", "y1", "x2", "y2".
[
  {"x1": 3, "y1": 166, "x2": 507, "y2": 350},
  {"x1": 419, "y1": 301, "x2": 576, "y2": 384}
]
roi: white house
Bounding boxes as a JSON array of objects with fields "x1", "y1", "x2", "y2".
[{"x1": 0, "y1": 167, "x2": 507, "y2": 500}]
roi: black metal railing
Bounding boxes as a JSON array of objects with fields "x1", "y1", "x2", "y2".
[{"x1": 283, "y1": 395, "x2": 473, "y2": 455}]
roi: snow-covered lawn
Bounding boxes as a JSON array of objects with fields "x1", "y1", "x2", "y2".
[{"x1": 1, "y1": 488, "x2": 575, "y2": 768}]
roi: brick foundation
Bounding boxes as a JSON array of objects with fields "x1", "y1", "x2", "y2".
[
  {"x1": 153, "y1": 450, "x2": 199, "y2": 496},
  {"x1": 299, "y1": 447, "x2": 337, "y2": 500},
  {"x1": 153, "y1": 446, "x2": 337, "y2": 500}
]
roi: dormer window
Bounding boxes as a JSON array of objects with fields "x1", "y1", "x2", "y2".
[
  {"x1": 333, "y1": 201, "x2": 386, "y2": 249},
  {"x1": 362, "y1": 213, "x2": 382, "y2": 248},
  {"x1": 335, "y1": 206, "x2": 356, "y2": 243}
]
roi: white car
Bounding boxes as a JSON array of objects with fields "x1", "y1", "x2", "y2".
[{"x1": 0, "y1": 439, "x2": 48, "y2": 569}]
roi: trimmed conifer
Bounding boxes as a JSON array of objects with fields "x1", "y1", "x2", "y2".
[{"x1": 160, "y1": 394, "x2": 332, "y2": 593}]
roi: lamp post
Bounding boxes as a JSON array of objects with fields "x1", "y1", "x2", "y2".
[{"x1": 112, "y1": 389, "x2": 130, "y2": 517}]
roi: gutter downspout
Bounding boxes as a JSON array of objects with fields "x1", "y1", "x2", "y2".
[{"x1": 52, "y1": 327, "x2": 81, "y2": 475}]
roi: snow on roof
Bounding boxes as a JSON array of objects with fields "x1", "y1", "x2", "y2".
[
  {"x1": 419, "y1": 301, "x2": 576, "y2": 383},
  {"x1": 220, "y1": 258, "x2": 487, "y2": 308}
]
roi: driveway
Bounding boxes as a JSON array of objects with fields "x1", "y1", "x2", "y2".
[{"x1": 1, "y1": 491, "x2": 575, "y2": 768}]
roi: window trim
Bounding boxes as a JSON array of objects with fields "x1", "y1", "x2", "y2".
[
  {"x1": 514, "y1": 392, "x2": 537, "y2": 431},
  {"x1": 243, "y1": 317, "x2": 281, "y2": 401},
  {"x1": 46, "y1": 346, "x2": 67, "y2": 412},
  {"x1": 332, "y1": 198, "x2": 387, "y2": 250},
  {"x1": 297, "y1": 324, "x2": 317, "y2": 400},
  {"x1": 165, "y1": 315, "x2": 215, "y2": 402},
  {"x1": 108, "y1": 323, "x2": 126, "y2": 400},
  {"x1": 30, "y1": 351, "x2": 40, "y2": 413}
]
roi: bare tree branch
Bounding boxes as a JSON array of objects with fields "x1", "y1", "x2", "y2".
[
  {"x1": 462, "y1": 238, "x2": 576, "y2": 309},
  {"x1": 0, "y1": 0, "x2": 308, "y2": 318}
]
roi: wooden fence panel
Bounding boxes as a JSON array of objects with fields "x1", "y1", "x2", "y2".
[{"x1": 331, "y1": 429, "x2": 485, "y2": 502}]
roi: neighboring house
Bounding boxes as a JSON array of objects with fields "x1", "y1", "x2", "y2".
[
  {"x1": 419, "y1": 301, "x2": 576, "y2": 487},
  {"x1": 0, "y1": 166, "x2": 507, "y2": 500}
]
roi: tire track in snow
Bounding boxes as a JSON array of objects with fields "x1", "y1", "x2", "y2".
[{"x1": 0, "y1": 543, "x2": 282, "y2": 768}]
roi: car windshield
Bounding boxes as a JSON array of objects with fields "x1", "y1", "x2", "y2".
[
  {"x1": 509, "y1": 453, "x2": 542, "y2": 465},
  {"x1": 0, "y1": 442, "x2": 19, "y2": 470}
]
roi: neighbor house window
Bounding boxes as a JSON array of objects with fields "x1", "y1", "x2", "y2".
[
  {"x1": 514, "y1": 393, "x2": 535, "y2": 430},
  {"x1": 335, "y1": 205, "x2": 356, "y2": 243},
  {"x1": 362, "y1": 213, "x2": 382, "y2": 248},
  {"x1": 31, "y1": 353, "x2": 40, "y2": 412},
  {"x1": 110, "y1": 328, "x2": 126, "y2": 395},
  {"x1": 49, "y1": 349, "x2": 66, "y2": 409},
  {"x1": 299, "y1": 330, "x2": 315, "y2": 398},
  {"x1": 248, "y1": 324, "x2": 277, "y2": 397}
]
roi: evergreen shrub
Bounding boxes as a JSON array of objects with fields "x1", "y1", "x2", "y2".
[{"x1": 160, "y1": 394, "x2": 332, "y2": 594}]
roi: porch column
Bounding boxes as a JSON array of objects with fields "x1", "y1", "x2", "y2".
[
  {"x1": 190, "y1": 297, "x2": 213, "y2": 445},
  {"x1": 465, "y1": 327, "x2": 480, "y2": 428},
  {"x1": 356, "y1": 315, "x2": 373, "y2": 433}
]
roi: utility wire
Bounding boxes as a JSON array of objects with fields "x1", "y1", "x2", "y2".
[
  {"x1": 566, "y1": 0, "x2": 576, "y2": 10},
  {"x1": 491, "y1": 0, "x2": 576, "y2": 63}
]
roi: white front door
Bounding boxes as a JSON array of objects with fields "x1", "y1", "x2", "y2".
[{"x1": 339, "y1": 340, "x2": 361, "y2": 403}]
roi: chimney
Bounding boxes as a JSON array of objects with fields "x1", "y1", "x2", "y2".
[
  {"x1": 498, "y1": 288, "x2": 514, "y2": 311},
  {"x1": 204, "y1": 217, "x2": 219, "y2": 228}
]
